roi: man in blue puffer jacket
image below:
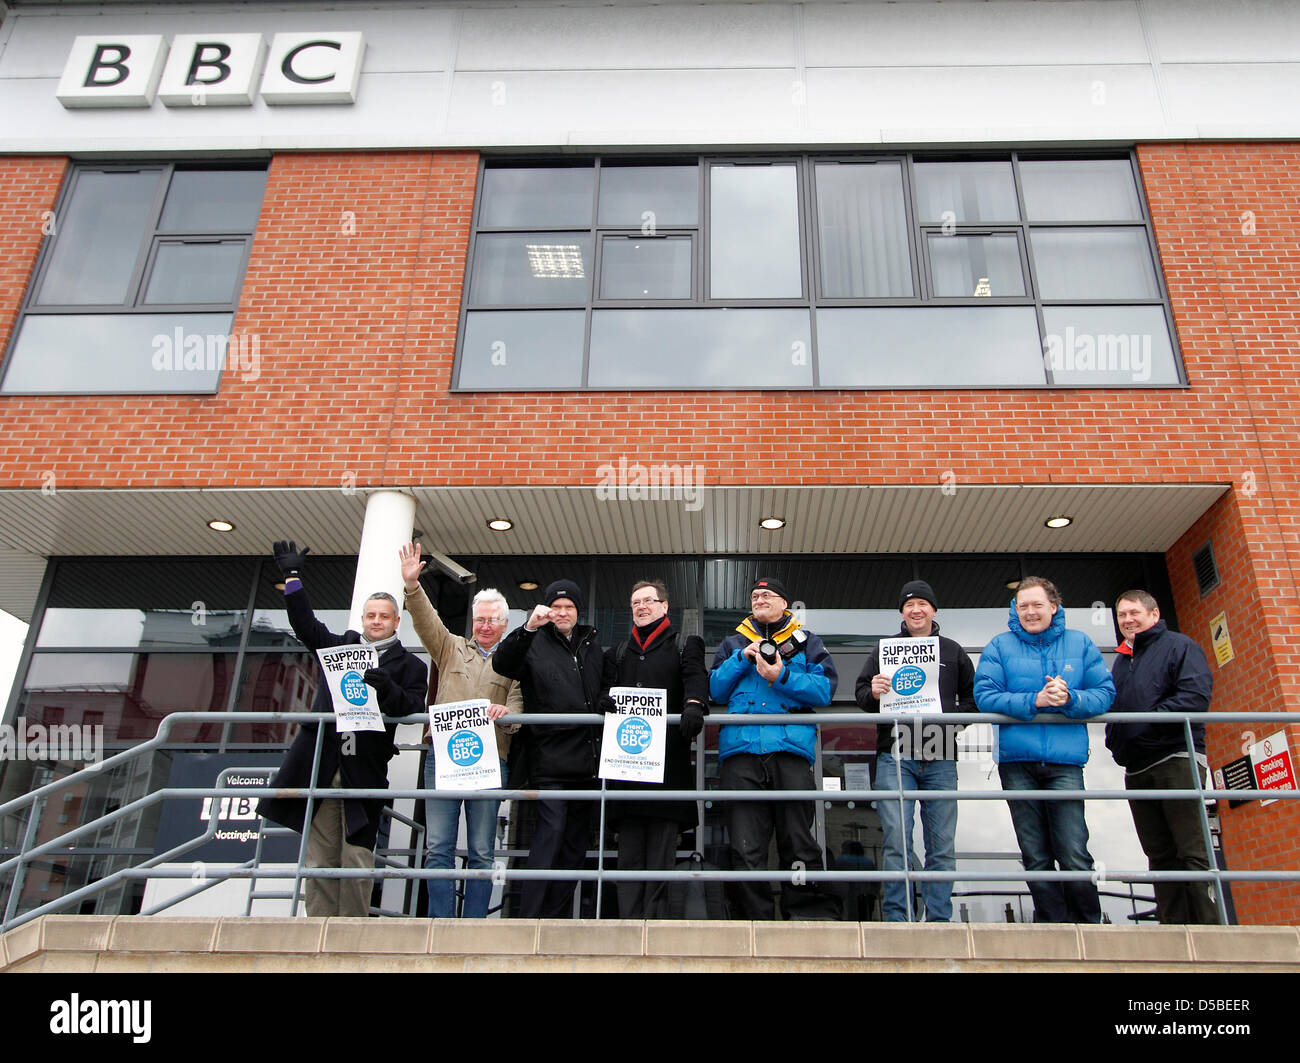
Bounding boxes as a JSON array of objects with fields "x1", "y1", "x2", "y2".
[
  {"x1": 710, "y1": 576, "x2": 840, "y2": 920},
  {"x1": 975, "y1": 576, "x2": 1115, "y2": 923}
]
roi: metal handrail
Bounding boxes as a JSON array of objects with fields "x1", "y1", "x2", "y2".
[{"x1": 1, "y1": 709, "x2": 1296, "y2": 931}]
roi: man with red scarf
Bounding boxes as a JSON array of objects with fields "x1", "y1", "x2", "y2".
[{"x1": 603, "y1": 580, "x2": 708, "y2": 918}]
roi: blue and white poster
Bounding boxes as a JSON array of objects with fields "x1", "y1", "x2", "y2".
[
  {"x1": 315, "y1": 644, "x2": 383, "y2": 733},
  {"x1": 599, "y1": 686, "x2": 666, "y2": 783},
  {"x1": 878, "y1": 637, "x2": 940, "y2": 715},
  {"x1": 429, "y1": 699, "x2": 501, "y2": 790}
]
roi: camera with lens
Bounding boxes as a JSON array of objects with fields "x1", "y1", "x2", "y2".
[{"x1": 758, "y1": 639, "x2": 779, "y2": 665}]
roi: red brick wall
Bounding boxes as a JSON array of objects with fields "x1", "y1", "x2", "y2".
[
  {"x1": 0, "y1": 145, "x2": 1295, "y2": 503},
  {"x1": 0, "y1": 157, "x2": 67, "y2": 365},
  {"x1": 0, "y1": 151, "x2": 480, "y2": 487},
  {"x1": 1148, "y1": 142, "x2": 1300, "y2": 924},
  {"x1": 1168, "y1": 492, "x2": 1299, "y2": 924}
]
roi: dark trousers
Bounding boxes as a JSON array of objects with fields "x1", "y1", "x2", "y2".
[
  {"x1": 721, "y1": 752, "x2": 840, "y2": 921},
  {"x1": 999, "y1": 761, "x2": 1101, "y2": 924},
  {"x1": 1127, "y1": 757, "x2": 1219, "y2": 925},
  {"x1": 520, "y1": 780, "x2": 596, "y2": 919},
  {"x1": 615, "y1": 816, "x2": 679, "y2": 919}
]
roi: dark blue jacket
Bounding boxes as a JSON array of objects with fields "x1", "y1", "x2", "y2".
[
  {"x1": 1105, "y1": 620, "x2": 1212, "y2": 772},
  {"x1": 974, "y1": 601, "x2": 1114, "y2": 765}
]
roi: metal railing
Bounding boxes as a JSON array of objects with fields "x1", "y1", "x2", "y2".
[{"x1": 2, "y1": 709, "x2": 1297, "y2": 932}]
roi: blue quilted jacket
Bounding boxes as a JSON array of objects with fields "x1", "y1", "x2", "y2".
[{"x1": 974, "y1": 601, "x2": 1115, "y2": 765}]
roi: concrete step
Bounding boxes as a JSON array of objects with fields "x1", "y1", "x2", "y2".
[{"x1": 4, "y1": 915, "x2": 1299, "y2": 973}]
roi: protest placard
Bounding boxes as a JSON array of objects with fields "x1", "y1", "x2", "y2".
[
  {"x1": 315, "y1": 644, "x2": 383, "y2": 732},
  {"x1": 599, "y1": 686, "x2": 667, "y2": 783},
  {"x1": 429, "y1": 699, "x2": 502, "y2": 790},
  {"x1": 877, "y1": 636, "x2": 940, "y2": 715}
]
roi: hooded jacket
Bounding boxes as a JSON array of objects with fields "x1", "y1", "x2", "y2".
[
  {"x1": 974, "y1": 600, "x2": 1114, "y2": 765},
  {"x1": 1105, "y1": 619, "x2": 1212, "y2": 772},
  {"x1": 709, "y1": 611, "x2": 837, "y2": 764}
]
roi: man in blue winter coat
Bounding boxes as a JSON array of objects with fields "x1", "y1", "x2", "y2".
[
  {"x1": 1105, "y1": 589, "x2": 1218, "y2": 925},
  {"x1": 710, "y1": 576, "x2": 840, "y2": 920},
  {"x1": 975, "y1": 576, "x2": 1115, "y2": 923}
]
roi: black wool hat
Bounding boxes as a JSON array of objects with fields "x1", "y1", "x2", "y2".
[
  {"x1": 544, "y1": 579, "x2": 583, "y2": 612},
  {"x1": 899, "y1": 580, "x2": 938, "y2": 611},
  {"x1": 751, "y1": 576, "x2": 790, "y2": 604}
]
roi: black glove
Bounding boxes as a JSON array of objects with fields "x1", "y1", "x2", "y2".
[
  {"x1": 363, "y1": 668, "x2": 395, "y2": 702},
  {"x1": 597, "y1": 694, "x2": 619, "y2": 715},
  {"x1": 272, "y1": 539, "x2": 311, "y2": 577},
  {"x1": 679, "y1": 704, "x2": 705, "y2": 740}
]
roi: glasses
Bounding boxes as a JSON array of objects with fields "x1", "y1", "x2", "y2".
[
  {"x1": 630, "y1": 598, "x2": 663, "y2": 608},
  {"x1": 750, "y1": 592, "x2": 780, "y2": 602},
  {"x1": 473, "y1": 616, "x2": 507, "y2": 626}
]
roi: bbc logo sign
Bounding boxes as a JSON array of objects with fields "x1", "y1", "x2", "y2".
[{"x1": 56, "y1": 31, "x2": 365, "y2": 109}]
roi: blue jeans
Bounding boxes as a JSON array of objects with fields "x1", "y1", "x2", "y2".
[
  {"x1": 874, "y1": 754, "x2": 957, "y2": 922},
  {"x1": 998, "y1": 761, "x2": 1100, "y2": 923},
  {"x1": 423, "y1": 754, "x2": 507, "y2": 918}
]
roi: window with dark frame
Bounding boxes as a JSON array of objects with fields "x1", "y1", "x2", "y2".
[
  {"x1": 454, "y1": 152, "x2": 1182, "y2": 391},
  {"x1": 1, "y1": 162, "x2": 268, "y2": 395}
]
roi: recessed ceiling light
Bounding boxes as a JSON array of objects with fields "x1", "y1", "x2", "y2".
[
  {"x1": 518, "y1": 580, "x2": 538, "y2": 591},
  {"x1": 1044, "y1": 515, "x2": 1073, "y2": 529},
  {"x1": 759, "y1": 517, "x2": 785, "y2": 530},
  {"x1": 488, "y1": 518, "x2": 513, "y2": 532},
  {"x1": 207, "y1": 519, "x2": 235, "y2": 533}
]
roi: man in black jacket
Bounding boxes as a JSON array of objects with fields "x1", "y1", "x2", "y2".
[
  {"x1": 257, "y1": 540, "x2": 428, "y2": 917},
  {"x1": 1105, "y1": 589, "x2": 1217, "y2": 924},
  {"x1": 492, "y1": 578, "x2": 612, "y2": 918},
  {"x1": 855, "y1": 579, "x2": 975, "y2": 922},
  {"x1": 605, "y1": 580, "x2": 708, "y2": 918}
]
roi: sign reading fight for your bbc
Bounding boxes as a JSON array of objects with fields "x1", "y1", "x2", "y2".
[{"x1": 56, "y1": 31, "x2": 365, "y2": 108}]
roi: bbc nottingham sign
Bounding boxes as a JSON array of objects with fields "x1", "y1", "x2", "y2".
[{"x1": 56, "y1": 32, "x2": 365, "y2": 108}]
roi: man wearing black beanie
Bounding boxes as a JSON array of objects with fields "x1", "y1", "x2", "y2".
[
  {"x1": 709, "y1": 576, "x2": 840, "y2": 920},
  {"x1": 855, "y1": 579, "x2": 974, "y2": 922},
  {"x1": 493, "y1": 578, "x2": 612, "y2": 917}
]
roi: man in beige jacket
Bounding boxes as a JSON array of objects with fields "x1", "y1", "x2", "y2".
[{"x1": 400, "y1": 542, "x2": 523, "y2": 917}]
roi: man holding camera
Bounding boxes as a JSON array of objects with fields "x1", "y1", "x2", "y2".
[{"x1": 709, "y1": 577, "x2": 840, "y2": 920}]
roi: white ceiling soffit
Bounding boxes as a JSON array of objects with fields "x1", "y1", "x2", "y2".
[{"x1": 0, "y1": 483, "x2": 1228, "y2": 563}]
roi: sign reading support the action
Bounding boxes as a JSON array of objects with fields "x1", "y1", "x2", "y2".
[
  {"x1": 315, "y1": 644, "x2": 383, "y2": 733},
  {"x1": 428, "y1": 699, "x2": 501, "y2": 791},
  {"x1": 599, "y1": 687, "x2": 667, "y2": 783},
  {"x1": 1250, "y1": 730, "x2": 1296, "y2": 808},
  {"x1": 877, "y1": 636, "x2": 940, "y2": 714}
]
